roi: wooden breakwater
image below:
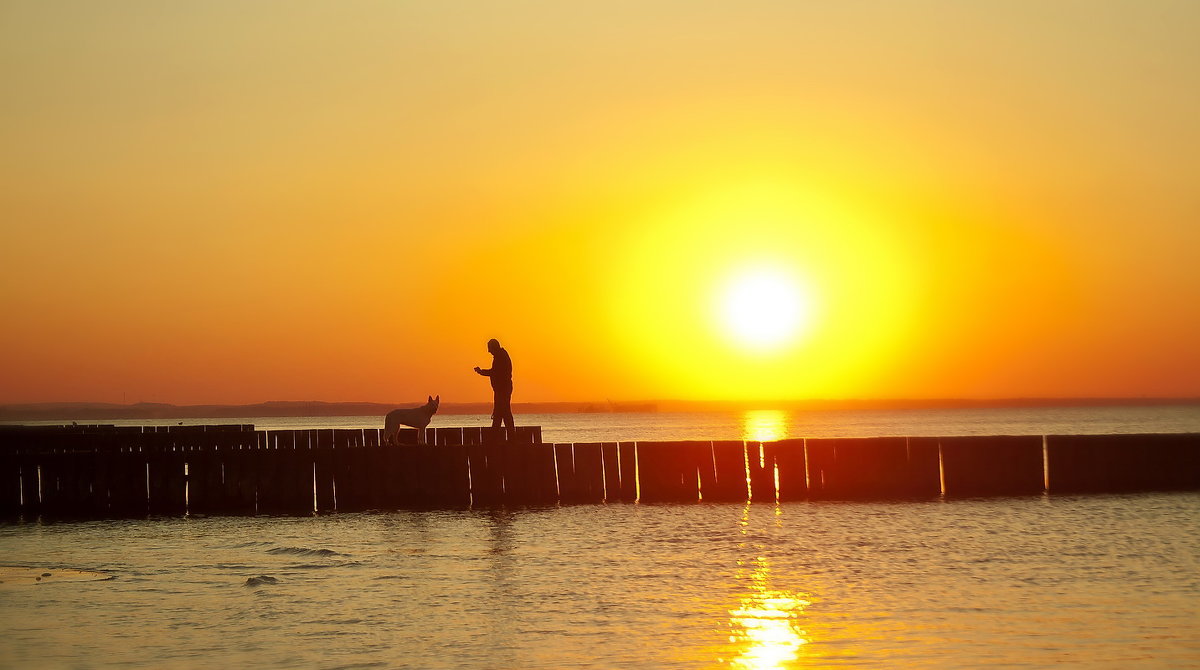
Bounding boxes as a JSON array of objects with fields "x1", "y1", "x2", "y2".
[{"x1": 0, "y1": 426, "x2": 1198, "y2": 519}]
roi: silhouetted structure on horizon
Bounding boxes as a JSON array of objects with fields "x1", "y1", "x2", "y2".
[{"x1": 0, "y1": 425, "x2": 1197, "y2": 519}]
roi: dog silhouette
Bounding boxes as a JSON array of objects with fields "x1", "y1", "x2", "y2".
[{"x1": 383, "y1": 395, "x2": 440, "y2": 445}]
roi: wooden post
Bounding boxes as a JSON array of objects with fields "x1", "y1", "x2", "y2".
[
  {"x1": 293, "y1": 431, "x2": 317, "y2": 514},
  {"x1": 635, "y1": 442, "x2": 702, "y2": 503},
  {"x1": 402, "y1": 444, "x2": 435, "y2": 505},
  {"x1": 280, "y1": 432, "x2": 314, "y2": 514},
  {"x1": 520, "y1": 443, "x2": 558, "y2": 504},
  {"x1": 314, "y1": 430, "x2": 336, "y2": 512},
  {"x1": 705, "y1": 440, "x2": 747, "y2": 502},
  {"x1": 467, "y1": 444, "x2": 503, "y2": 506},
  {"x1": 30, "y1": 432, "x2": 78, "y2": 517},
  {"x1": 553, "y1": 444, "x2": 578, "y2": 501},
  {"x1": 255, "y1": 432, "x2": 284, "y2": 514},
  {"x1": 463, "y1": 427, "x2": 483, "y2": 446},
  {"x1": 332, "y1": 430, "x2": 368, "y2": 512},
  {"x1": 483, "y1": 426, "x2": 509, "y2": 444},
  {"x1": 374, "y1": 444, "x2": 406, "y2": 508},
  {"x1": 804, "y1": 437, "x2": 940, "y2": 499},
  {"x1": 221, "y1": 440, "x2": 257, "y2": 514},
  {"x1": 905, "y1": 437, "x2": 943, "y2": 498},
  {"x1": 431, "y1": 444, "x2": 471, "y2": 507},
  {"x1": 37, "y1": 451, "x2": 66, "y2": 517},
  {"x1": 600, "y1": 442, "x2": 621, "y2": 502},
  {"x1": 363, "y1": 446, "x2": 390, "y2": 509},
  {"x1": 436, "y1": 427, "x2": 464, "y2": 446},
  {"x1": 149, "y1": 441, "x2": 188, "y2": 516},
  {"x1": 617, "y1": 442, "x2": 638, "y2": 502},
  {"x1": 18, "y1": 453, "x2": 43, "y2": 517},
  {"x1": 341, "y1": 445, "x2": 373, "y2": 512},
  {"x1": 362, "y1": 428, "x2": 381, "y2": 448},
  {"x1": 498, "y1": 444, "x2": 555, "y2": 505},
  {"x1": 108, "y1": 447, "x2": 148, "y2": 517},
  {"x1": 1045, "y1": 433, "x2": 1200, "y2": 494},
  {"x1": 572, "y1": 442, "x2": 605, "y2": 503},
  {"x1": 185, "y1": 447, "x2": 212, "y2": 515},
  {"x1": 89, "y1": 436, "x2": 113, "y2": 517},
  {"x1": 746, "y1": 442, "x2": 775, "y2": 502},
  {"x1": 61, "y1": 445, "x2": 88, "y2": 516},
  {"x1": 144, "y1": 433, "x2": 168, "y2": 514},
  {"x1": 633, "y1": 442, "x2": 664, "y2": 502},
  {"x1": 694, "y1": 441, "x2": 718, "y2": 502},
  {"x1": 769, "y1": 439, "x2": 807, "y2": 501},
  {"x1": 512, "y1": 426, "x2": 538, "y2": 443},
  {"x1": 940, "y1": 435, "x2": 1044, "y2": 497},
  {"x1": 201, "y1": 436, "x2": 235, "y2": 514},
  {"x1": 1, "y1": 441, "x2": 25, "y2": 518},
  {"x1": 392, "y1": 446, "x2": 425, "y2": 507}
]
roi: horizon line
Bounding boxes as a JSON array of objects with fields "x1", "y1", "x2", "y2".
[{"x1": 1, "y1": 396, "x2": 1198, "y2": 421}]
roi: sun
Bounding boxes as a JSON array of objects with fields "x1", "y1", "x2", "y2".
[{"x1": 716, "y1": 267, "x2": 813, "y2": 352}]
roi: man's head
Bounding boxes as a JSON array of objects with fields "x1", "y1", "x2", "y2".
[{"x1": 487, "y1": 338, "x2": 501, "y2": 354}]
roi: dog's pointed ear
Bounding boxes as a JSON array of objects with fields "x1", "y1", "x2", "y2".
[
  {"x1": 434, "y1": 395, "x2": 440, "y2": 402},
  {"x1": 428, "y1": 395, "x2": 433, "y2": 402}
]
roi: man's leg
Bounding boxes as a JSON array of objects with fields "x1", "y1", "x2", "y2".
[
  {"x1": 496, "y1": 388, "x2": 514, "y2": 430},
  {"x1": 501, "y1": 393, "x2": 514, "y2": 430}
]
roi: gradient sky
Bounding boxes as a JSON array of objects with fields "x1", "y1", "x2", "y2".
[{"x1": 2, "y1": 1, "x2": 1198, "y2": 405}]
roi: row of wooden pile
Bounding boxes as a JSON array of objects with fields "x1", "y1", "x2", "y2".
[{"x1": 0, "y1": 426, "x2": 1197, "y2": 518}]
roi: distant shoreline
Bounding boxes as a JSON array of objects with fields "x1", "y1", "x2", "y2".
[{"x1": 1, "y1": 398, "x2": 1197, "y2": 421}]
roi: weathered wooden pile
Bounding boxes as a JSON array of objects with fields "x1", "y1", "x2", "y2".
[{"x1": 0, "y1": 425, "x2": 1197, "y2": 519}]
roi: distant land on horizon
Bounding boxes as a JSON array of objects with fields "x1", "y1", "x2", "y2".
[{"x1": 1, "y1": 398, "x2": 1198, "y2": 421}]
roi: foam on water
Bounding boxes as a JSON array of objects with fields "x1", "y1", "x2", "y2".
[{"x1": 0, "y1": 566, "x2": 113, "y2": 587}]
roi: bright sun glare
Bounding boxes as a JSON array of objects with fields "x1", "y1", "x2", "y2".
[{"x1": 718, "y1": 268, "x2": 812, "y2": 351}]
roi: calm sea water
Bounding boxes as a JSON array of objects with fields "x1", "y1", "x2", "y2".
[
  {"x1": 2, "y1": 407, "x2": 1199, "y2": 669},
  {"x1": 14, "y1": 403, "x2": 1200, "y2": 442}
]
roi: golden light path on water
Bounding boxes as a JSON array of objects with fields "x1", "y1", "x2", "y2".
[
  {"x1": 724, "y1": 503, "x2": 813, "y2": 669},
  {"x1": 731, "y1": 409, "x2": 812, "y2": 668},
  {"x1": 742, "y1": 409, "x2": 789, "y2": 443}
]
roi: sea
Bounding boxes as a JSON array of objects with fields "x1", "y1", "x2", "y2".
[{"x1": 2, "y1": 406, "x2": 1198, "y2": 669}]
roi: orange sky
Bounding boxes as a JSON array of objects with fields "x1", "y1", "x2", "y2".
[{"x1": 1, "y1": 2, "x2": 1198, "y2": 405}]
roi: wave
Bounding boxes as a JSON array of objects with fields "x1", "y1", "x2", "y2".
[
  {"x1": 287, "y1": 561, "x2": 362, "y2": 570},
  {"x1": 265, "y1": 546, "x2": 346, "y2": 557}
]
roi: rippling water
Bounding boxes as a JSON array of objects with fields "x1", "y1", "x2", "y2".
[
  {"x1": 2, "y1": 407, "x2": 1199, "y2": 668},
  {"x1": 2, "y1": 496, "x2": 1198, "y2": 668},
  {"x1": 14, "y1": 403, "x2": 1200, "y2": 442}
]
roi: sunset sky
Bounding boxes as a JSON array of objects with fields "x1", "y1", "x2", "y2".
[{"x1": 2, "y1": 1, "x2": 1198, "y2": 405}]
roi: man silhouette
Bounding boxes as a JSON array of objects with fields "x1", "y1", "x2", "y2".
[{"x1": 474, "y1": 339, "x2": 514, "y2": 430}]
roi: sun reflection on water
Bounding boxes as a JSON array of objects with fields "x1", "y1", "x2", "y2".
[
  {"x1": 725, "y1": 502, "x2": 811, "y2": 670},
  {"x1": 729, "y1": 556, "x2": 811, "y2": 669},
  {"x1": 742, "y1": 410, "x2": 789, "y2": 443}
]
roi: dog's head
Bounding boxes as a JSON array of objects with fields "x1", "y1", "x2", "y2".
[{"x1": 427, "y1": 395, "x2": 440, "y2": 412}]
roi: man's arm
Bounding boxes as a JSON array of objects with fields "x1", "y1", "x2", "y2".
[{"x1": 474, "y1": 366, "x2": 492, "y2": 376}]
